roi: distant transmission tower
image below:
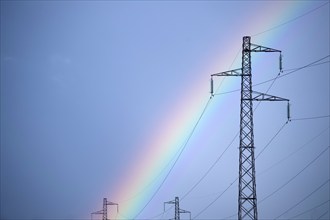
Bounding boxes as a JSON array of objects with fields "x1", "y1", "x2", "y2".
[
  {"x1": 164, "y1": 196, "x2": 191, "y2": 220},
  {"x1": 211, "y1": 36, "x2": 289, "y2": 220},
  {"x1": 91, "y1": 198, "x2": 118, "y2": 220}
]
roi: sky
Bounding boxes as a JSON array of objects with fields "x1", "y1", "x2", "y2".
[{"x1": 1, "y1": 1, "x2": 329, "y2": 220}]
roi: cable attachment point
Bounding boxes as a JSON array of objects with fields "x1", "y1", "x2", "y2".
[
  {"x1": 287, "y1": 101, "x2": 291, "y2": 123},
  {"x1": 210, "y1": 76, "x2": 214, "y2": 97},
  {"x1": 279, "y1": 53, "x2": 283, "y2": 73}
]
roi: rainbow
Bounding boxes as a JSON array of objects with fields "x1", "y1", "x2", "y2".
[{"x1": 104, "y1": 2, "x2": 322, "y2": 219}]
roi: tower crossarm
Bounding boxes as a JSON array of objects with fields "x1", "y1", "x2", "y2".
[
  {"x1": 164, "y1": 199, "x2": 176, "y2": 213},
  {"x1": 164, "y1": 197, "x2": 189, "y2": 220},
  {"x1": 209, "y1": 36, "x2": 289, "y2": 220},
  {"x1": 179, "y1": 209, "x2": 191, "y2": 220},
  {"x1": 106, "y1": 202, "x2": 119, "y2": 213},
  {"x1": 164, "y1": 199, "x2": 176, "y2": 210},
  {"x1": 249, "y1": 43, "x2": 281, "y2": 53},
  {"x1": 249, "y1": 91, "x2": 289, "y2": 101},
  {"x1": 211, "y1": 68, "x2": 243, "y2": 77},
  {"x1": 91, "y1": 210, "x2": 104, "y2": 215}
]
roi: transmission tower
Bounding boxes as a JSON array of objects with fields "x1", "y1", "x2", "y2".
[
  {"x1": 91, "y1": 198, "x2": 118, "y2": 220},
  {"x1": 211, "y1": 36, "x2": 289, "y2": 220},
  {"x1": 164, "y1": 196, "x2": 191, "y2": 220}
]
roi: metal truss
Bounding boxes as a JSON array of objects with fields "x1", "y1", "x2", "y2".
[{"x1": 211, "y1": 36, "x2": 288, "y2": 220}]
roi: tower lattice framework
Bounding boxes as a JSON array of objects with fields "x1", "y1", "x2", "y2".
[
  {"x1": 238, "y1": 36, "x2": 257, "y2": 220},
  {"x1": 164, "y1": 196, "x2": 191, "y2": 220},
  {"x1": 211, "y1": 36, "x2": 288, "y2": 220}
]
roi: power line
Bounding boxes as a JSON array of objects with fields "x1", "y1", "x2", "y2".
[
  {"x1": 254, "y1": 55, "x2": 330, "y2": 86},
  {"x1": 255, "y1": 121, "x2": 288, "y2": 159},
  {"x1": 136, "y1": 56, "x2": 329, "y2": 220},
  {"x1": 253, "y1": 55, "x2": 330, "y2": 89},
  {"x1": 146, "y1": 44, "x2": 329, "y2": 220},
  {"x1": 163, "y1": 47, "x2": 257, "y2": 220},
  {"x1": 181, "y1": 131, "x2": 239, "y2": 201},
  {"x1": 317, "y1": 210, "x2": 329, "y2": 220},
  {"x1": 193, "y1": 179, "x2": 237, "y2": 220},
  {"x1": 258, "y1": 126, "x2": 329, "y2": 176},
  {"x1": 215, "y1": 43, "x2": 243, "y2": 94},
  {"x1": 189, "y1": 50, "x2": 287, "y2": 219},
  {"x1": 189, "y1": 63, "x2": 287, "y2": 218},
  {"x1": 222, "y1": 126, "x2": 330, "y2": 219},
  {"x1": 187, "y1": 53, "x2": 329, "y2": 219},
  {"x1": 118, "y1": 153, "x2": 178, "y2": 204},
  {"x1": 141, "y1": 30, "x2": 247, "y2": 220},
  {"x1": 251, "y1": 1, "x2": 329, "y2": 37},
  {"x1": 223, "y1": 147, "x2": 330, "y2": 220},
  {"x1": 141, "y1": 40, "x2": 244, "y2": 220},
  {"x1": 258, "y1": 146, "x2": 329, "y2": 204},
  {"x1": 119, "y1": 116, "x2": 215, "y2": 205},
  {"x1": 134, "y1": 44, "x2": 245, "y2": 217},
  {"x1": 129, "y1": 13, "x2": 329, "y2": 217},
  {"x1": 284, "y1": 60, "x2": 330, "y2": 71},
  {"x1": 180, "y1": 87, "x2": 284, "y2": 213},
  {"x1": 291, "y1": 115, "x2": 330, "y2": 121},
  {"x1": 190, "y1": 4, "x2": 330, "y2": 217},
  {"x1": 289, "y1": 199, "x2": 330, "y2": 219},
  {"x1": 213, "y1": 55, "x2": 330, "y2": 96},
  {"x1": 192, "y1": 119, "x2": 289, "y2": 219},
  {"x1": 133, "y1": 97, "x2": 212, "y2": 219},
  {"x1": 97, "y1": 2, "x2": 329, "y2": 217},
  {"x1": 274, "y1": 179, "x2": 330, "y2": 219}
]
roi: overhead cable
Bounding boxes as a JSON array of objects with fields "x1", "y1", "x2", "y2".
[
  {"x1": 214, "y1": 55, "x2": 330, "y2": 96},
  {"x1": 289, "y1": 199, "x2": 329, "y2": 219},
  {"x1": 258, "y1": 146, "x2": 329, "y2": 204},
  {"x1": 274, "y1": 179, "x2": 330, "y2": 219},
  {"x1": 252, "y1": 1, "x2": 329, "y2": 37}
]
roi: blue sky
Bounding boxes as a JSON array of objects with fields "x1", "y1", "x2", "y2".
[{"x1": 1, "y1": 1, "x2": 329, "y2": 219}]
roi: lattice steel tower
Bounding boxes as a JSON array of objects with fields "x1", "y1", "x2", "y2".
[
  {"x1": 239, "y1": 35, "x2": 258, "y2": 220},
  {"x1": 211, "y1": 36, "x2": 288, "y2": 220},
  {"x1": 91, "y1": 198, "x2": 118, "y2": 220},
  {"x1": 164, "y1": 197, "x2": 191, "y2": 220}
]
